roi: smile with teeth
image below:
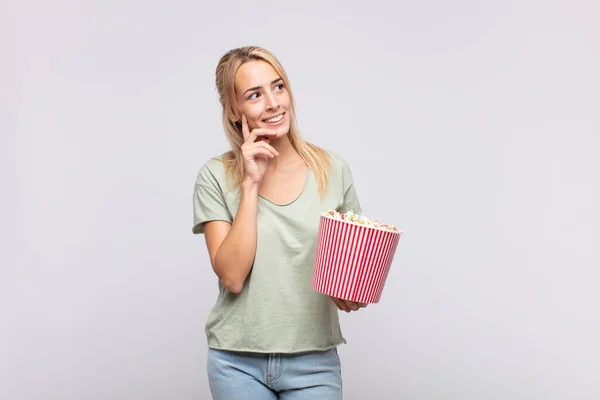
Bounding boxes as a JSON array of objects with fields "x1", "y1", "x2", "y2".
[{"x1": 264, "y1": 113, "x2": 284, "y2": 124}]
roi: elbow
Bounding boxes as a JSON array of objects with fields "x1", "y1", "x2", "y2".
[
  {"x1": 212, "y1": 252, "x2": 247, "y2": 294},
  {"x1": 213, "y1": 265, "x2": 244, "y2": 293},
  {"x1": 220, "y1": 277, "x2": 244, "y2": 294},
  {"x1": 215, "y1": 263, "x2": 244, "y2": 294}
]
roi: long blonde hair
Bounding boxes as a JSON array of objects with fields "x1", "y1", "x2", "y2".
[{"x1": 215, "y1": 46, "x2": 331, "y2": 198}]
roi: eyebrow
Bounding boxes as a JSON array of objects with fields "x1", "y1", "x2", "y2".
[{"x1": 243, "y1": 78, "x2": 283, "y2": 96}]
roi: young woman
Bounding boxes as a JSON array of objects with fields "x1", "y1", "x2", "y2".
[{"x1": 192, "y1": 46, "x2": 366, "y2": 399}]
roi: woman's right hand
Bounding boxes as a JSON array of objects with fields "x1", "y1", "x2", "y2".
[{"x1": 240, "y1": 114, "x2": 279, "y2": 186}]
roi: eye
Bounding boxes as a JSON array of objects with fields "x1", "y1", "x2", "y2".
[
  {"x1": 275, "y1": 83, "x2": 285, "y2": 91},
  {"x1": 248, "y1": 92, "x2": 260, "y2": 100}
]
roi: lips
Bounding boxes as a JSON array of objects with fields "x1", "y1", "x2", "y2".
[{"x1": 263, "y1": 112, "x2": 285, "y2": 124}]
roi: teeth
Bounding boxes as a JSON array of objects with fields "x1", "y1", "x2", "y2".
[{"x1": 266, "y1": 114, "x2": 283, "y2": 123}]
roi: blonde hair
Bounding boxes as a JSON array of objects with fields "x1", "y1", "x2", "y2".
[{"x1": 215, "y1": 46, "x2": 331, "y2": 198}]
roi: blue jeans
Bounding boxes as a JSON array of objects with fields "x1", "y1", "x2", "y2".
[{"x1": 207, "y1": 347, "x2": 342, "y2": 399}]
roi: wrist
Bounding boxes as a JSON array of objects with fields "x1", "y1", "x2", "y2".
[{"x1": 242, "y1": 178, "x2": 260, "y2": 194}]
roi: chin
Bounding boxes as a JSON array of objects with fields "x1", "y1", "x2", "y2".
[{"x1": 275, "y1": 124, "x2": 291, "y2": 137}]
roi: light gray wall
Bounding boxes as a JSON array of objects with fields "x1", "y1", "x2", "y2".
[{"x1": 5, "y1": 0, "x2": 600, "y2": 399}]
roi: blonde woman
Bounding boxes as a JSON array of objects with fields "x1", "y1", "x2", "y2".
[{"x1": 192, "y1": 46, "x2": 366, "y2": 399}]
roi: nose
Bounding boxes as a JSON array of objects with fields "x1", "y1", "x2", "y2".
[{"x1": 264, "y1": 92, "x2": 280, "y2": 110}]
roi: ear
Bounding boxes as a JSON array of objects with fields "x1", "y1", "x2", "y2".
[
  {"x1": 230, "y1": 113, "x2": 242, "y2": 129},
  {"x1": 229, "y1": 107, "x2": 241, "y2": 124}
]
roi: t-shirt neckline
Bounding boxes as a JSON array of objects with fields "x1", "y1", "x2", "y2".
[{"x1": 258, "y1": 166, "x2": 311, "y2": 207}]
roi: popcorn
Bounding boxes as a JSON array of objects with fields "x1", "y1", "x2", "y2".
[
  {"x1": 313, "y1": 209, "x2": 404, "y2": 304},
  {"x1": 321, "y1": 209, "x2": 400, "y2": 232}
]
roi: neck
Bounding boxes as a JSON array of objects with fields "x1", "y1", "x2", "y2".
[{"x1": 266, "y1": 135, "x2": 304, "y2": 171}]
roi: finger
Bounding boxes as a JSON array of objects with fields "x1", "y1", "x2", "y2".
[
  {"x1": 348, "y1": 301, "x2": 366, "y2": 311},
  {"x1": 331, "y1": 297, "x2": 344, "y2": 311},
  {"x1": 251, "y1": 129, "x2": 277, "y2": 143},
  {"x1": 246, "y1": 128, "x2": 277, "y2": 143},
  {"x1": 345, "y1": 300, "x2": 360, "y2": 311},
  {"x1": 244, "y1": 147, "x2": 276, "y2": 159},
  {"x1": 241, "y1": 114, "x2": 250, "y2": 141},
  {"x1": 332, "y1": 297, "x2": 351, "y2": 313},
  {"x1": 330, "y1": 297, "x2": 343, "y2": 311},
  {"x1": 253, "y1": 141, "x2": 279, "y2": 156},
  {"x1": 243, "y1": 142, "x2": 278, "y2": 158}
]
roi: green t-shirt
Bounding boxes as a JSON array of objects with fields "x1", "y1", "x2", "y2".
[{"x1": 192, "y1": 150, "x2": 362, "y2": 353}]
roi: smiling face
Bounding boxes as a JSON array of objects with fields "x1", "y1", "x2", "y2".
[{"x1": 234, "y1": 60, "x2": 292, "y2": 138}]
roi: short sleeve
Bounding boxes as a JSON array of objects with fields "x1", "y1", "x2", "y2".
[
  {"x1": 339, "y1": 158, "x2": 362, "y2": 215},
  {"x1": 192, "y1": 162, "x2": 233, "y2": 234}
]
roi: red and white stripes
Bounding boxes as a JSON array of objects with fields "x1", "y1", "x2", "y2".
[{"x1": 312, "y1": 216, "x2": 402, "y2": 304}]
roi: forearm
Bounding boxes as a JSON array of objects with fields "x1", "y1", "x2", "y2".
[{"x1": 213, "y1": 180, "x2": 259, "y2": 293}]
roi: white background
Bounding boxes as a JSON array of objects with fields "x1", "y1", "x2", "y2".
[{"x1": 4, "y1": 0, "x2": 600, "y2": 399}]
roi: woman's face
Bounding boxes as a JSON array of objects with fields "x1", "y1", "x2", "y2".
[{"x1": 234, "y1": 60, "x2": 291, "y2": 138}]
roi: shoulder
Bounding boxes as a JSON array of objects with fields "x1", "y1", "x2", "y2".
[
  {"x1": 314, "y1": 149, "x2": 357, "y2": 192},
  {"x1": 322, "y1": 149, "x2": 353, "y2": 174},
  {"x1": 195, "y1": 154, "x2": 227, "y2": 189}
]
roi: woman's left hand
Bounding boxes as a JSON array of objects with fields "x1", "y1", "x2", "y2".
[{"x1": 330, "y1": 297, "x2": 368, "y2": 312}]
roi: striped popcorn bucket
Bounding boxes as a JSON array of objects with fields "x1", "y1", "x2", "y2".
[{"x1": 312, "y1": 215, "x2": 403, "y2": 304}]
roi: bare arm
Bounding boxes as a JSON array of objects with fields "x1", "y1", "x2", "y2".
[
  {"x1": 202, "y1": 113, "x2": 278, "y2": 293},
  {"x1": 203, "y1": 180, "x2": 260, "y2": 293}
]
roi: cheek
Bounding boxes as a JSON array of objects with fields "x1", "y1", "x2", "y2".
[{"x1": 239, "y1": 105, "x2": 262, "y2": 126}]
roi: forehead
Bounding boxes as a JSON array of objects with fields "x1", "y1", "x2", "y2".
[{"x1": 235, "y1": 60, "x2": 280, "y2": 92}]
